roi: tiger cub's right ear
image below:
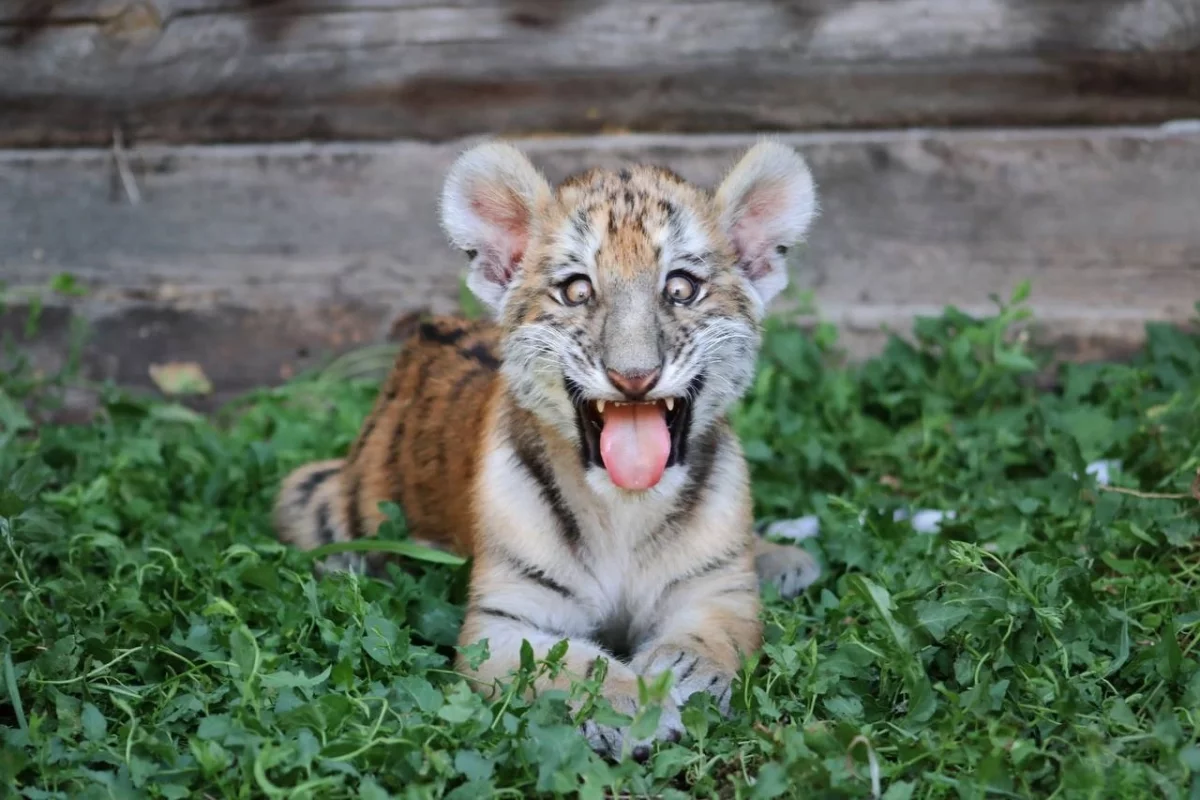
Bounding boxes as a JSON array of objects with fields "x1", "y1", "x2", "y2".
[{"x1": 440, "y1": 142, "x2": 553, "y2": 313}]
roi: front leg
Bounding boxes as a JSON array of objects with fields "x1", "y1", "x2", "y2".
[
  {"x1": 630, "y1": 556, "x2": 763, "y2": 716},
  {"x1": 456, "y1": 562, "x2": 683, "y2": 760}
]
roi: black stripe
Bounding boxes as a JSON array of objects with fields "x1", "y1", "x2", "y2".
[
  {"x1": 679, "y1": 658, "x2": 699, "y2": 682},
  {"x1": 350, "y1": 415, "x2": 379, "y2": 460},
  {"x1": 501, "y1": 550, "x2": 575, "y2": 599},
  {"x1": 315, "y1": 501, "x2": 337, "y2": 544},
  {"x1": 389, "y1": 352, "x2": 432, "y2": 475},
  {"x1": 384, "y1": 407, "x2": 408, "y2": 472},
  {"x1": 346, "y1": 475, "x2": 365, "y2": 540},
  {"x1": 663, "y1": 544, "x2": 742, "y2": 594},
  {"x1": 477, "y1": 606, "x2": 522, "y2": 623},
  {"x1": 671, "y1": 424, "x2": 720, "y2": 526},
  {"x1": 463, "y1": 343, "x2": 501, "y2": 370},
  {"x1": 348, "y1": 376, "x2": 395, "y2": 461},
  {"x1": 419, "y1": 322, "x2": 466, "y2": 346},
  {"x1": 475, "y1": 606, "x2": 568, "y2": 639},
  {"x1": 717, "y1": 579, "x2": 759, "y2": 596},
  {"x1": 297, "y1": 467, "x2": 338, "y2": 507},
  {"x1": 585, "y1": 658, "x2": 600, "y2": 679},
  {"x1": 511, "y1": 428, "x2": 583, "y2": 551},
  {"x1": 418, "y1": 355, "x2": 448, "y2": 509}
]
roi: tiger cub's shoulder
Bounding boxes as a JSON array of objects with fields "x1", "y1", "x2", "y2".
[
  {"x1": 335, "y1": 314, "x2": 503, "y2": 552},
  {"x1": 364, "y1": 313, "x2": 503, "y2": 431}
]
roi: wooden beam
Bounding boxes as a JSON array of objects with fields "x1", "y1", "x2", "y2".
[
  {"x1": 2, "y1": 127, "x2": 1198, "y2": 408},
  {"x1": 1, "y1": 0, "x2": 1198, "y2": 147}
]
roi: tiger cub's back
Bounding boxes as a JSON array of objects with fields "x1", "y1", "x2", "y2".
[
  {"x1": 275, "y1": 316, "x2": 502, "y2": 567},
  {"x1": 345, "y1": 316, "x2": 502, "y2": 556}
]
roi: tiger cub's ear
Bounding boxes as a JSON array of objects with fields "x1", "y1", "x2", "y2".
[
  {"x1": 715, "y1": 140, "x2": 818, "y2": 309},
  {"x1": 440, "y1": 142, "x2": 553, "y2": 313}
]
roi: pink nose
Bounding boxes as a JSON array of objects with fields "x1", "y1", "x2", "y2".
[{"x1": 606, "y1": 367, "x2": 661, "y2": 399}]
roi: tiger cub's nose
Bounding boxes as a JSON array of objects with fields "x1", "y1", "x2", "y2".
[{"x1": 605, "y1": 367, "x2": 661, "y2": 400}]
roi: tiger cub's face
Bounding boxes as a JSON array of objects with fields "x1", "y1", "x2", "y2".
[{"x1": 440, "y1": 141, "x2": 817, "y2": 493}]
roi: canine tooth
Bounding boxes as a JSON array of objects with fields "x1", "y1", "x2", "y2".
[
  {"x1": 665, "y1": 398, "x2": 675, "y2": 412},
  {"x1": 596, "y1": 400, "x2": 606, "y2": 414}
]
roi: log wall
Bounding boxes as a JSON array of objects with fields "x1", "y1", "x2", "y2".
[
  {"x1": 3, "y1": 127, "x2": 1198, "y2": 406},
  {"x1": 2, "y1": 0, "x2": 1199, "y2": 407},
  {"x1": 1, "y1": 0, "x2": 1198, "y2": 147}
]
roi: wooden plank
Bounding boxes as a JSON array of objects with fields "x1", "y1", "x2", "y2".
[
  {"x1": 2, "y1": 127, "x2": 1198, "y2": 409},
  {"x1": 2, "y1": 0, "x2": 1199, "y2": 146}
]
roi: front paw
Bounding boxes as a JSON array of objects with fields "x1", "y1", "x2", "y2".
[
  {"x1": 578, "y1": 681, "x2": 683, "y2": 762},
  {"x1": 755, "y1": 541, "x2": 821, "y2": 599},
  {"x1": 634, "y1": 648, "x2": 735, "y2": 715}
]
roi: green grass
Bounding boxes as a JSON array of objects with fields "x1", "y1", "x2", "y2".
[{"x1": 2, "y1": 286, "x2": 1200, "y2": 799}]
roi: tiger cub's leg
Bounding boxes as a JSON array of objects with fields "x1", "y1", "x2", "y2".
[
  {"x1": 631, "y1": 552, "x2": 763, "y2": 717},
  {"x1": 753, "y1": 535, "x2": 821, "y2": 599},
  {"x1": 456, "y1": 556, "x2": 684, "y2": 761}
]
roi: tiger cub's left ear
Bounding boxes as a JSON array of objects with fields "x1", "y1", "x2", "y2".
[{"x1": 715, "y1": 141, "x2": 818, "y2": 308}]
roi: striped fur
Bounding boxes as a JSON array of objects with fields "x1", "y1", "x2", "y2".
[{"x1": 275, "y1": 141, "x2": 821, "y2": 760}]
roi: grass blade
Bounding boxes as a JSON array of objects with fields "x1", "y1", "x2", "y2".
[
  {"x1": 305, "y1": 538, "x2": 468, "y2": 567},
  {"x1": 3, "y1": 645, "x2": 27, "y2": 732}
]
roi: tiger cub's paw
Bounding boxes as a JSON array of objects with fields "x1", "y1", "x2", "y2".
[
  {"x1": 633, "y1": 647, "x2": 736, "y2": 716},
  {"x1": 579, "y1": 681, "x2": 683, "y2": 763},
  {"x1": 754, "y1": 537, "x2": 821, "y2": 599}
]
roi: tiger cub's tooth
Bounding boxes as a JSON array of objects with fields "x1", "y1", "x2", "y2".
[
  {"x1": 596, "y1": 400, "x2": 606, "y2": 414},
  {"x1": 665, "y1": 398, "x2": 675, "y2": 412}
]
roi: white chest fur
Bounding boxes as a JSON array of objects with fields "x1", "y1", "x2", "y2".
[{"x1": 475, "y1": 432, "x2": 748, "y2": 658}]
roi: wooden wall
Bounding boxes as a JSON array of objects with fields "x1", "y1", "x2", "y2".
[
  {"x1": 3, "y1": 0, "x2": 1199, "y2": 147},
  {"x1": 2, "y1": 0, "x2": 1199, "y2": 406}
]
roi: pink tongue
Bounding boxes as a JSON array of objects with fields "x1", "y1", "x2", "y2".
[{"x1": 599, "y1": 403, "x2": 671, "y2": 490}]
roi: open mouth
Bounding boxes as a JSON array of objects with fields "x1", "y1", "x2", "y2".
[{"x1": 567, "y1": 376, "x2": 700, "y2": 491}]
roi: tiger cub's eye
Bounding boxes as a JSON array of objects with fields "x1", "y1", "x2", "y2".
[
  {"x1": 664, "y1": 273, "x2": 699, "y2": 304},
  {"x1": 562, "y1": 277, "x2": 593, "y2": 306}
]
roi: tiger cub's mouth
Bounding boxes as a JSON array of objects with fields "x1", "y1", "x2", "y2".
[{"x1": 568, "y1": 376, "x2": 700, "y2": 491}]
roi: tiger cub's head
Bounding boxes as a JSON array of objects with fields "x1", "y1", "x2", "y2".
[{"x1": 440, "y1": 141, "x2": 818, "y2": 493}]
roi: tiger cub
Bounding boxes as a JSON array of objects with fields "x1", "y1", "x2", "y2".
[{"x1": 274, "y1": 140, "x2": 821, "y2": 760}]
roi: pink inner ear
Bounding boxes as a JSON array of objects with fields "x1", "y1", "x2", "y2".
[
  {"x1": 471, "y1": 186, "x2": 530, "y2": 285},
  {"x1": 730, "y1": 182, "x2": 787, "y2": 281},
  {"x1": 743, "y1": 182, "x2": 786, "y2": 221}
]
